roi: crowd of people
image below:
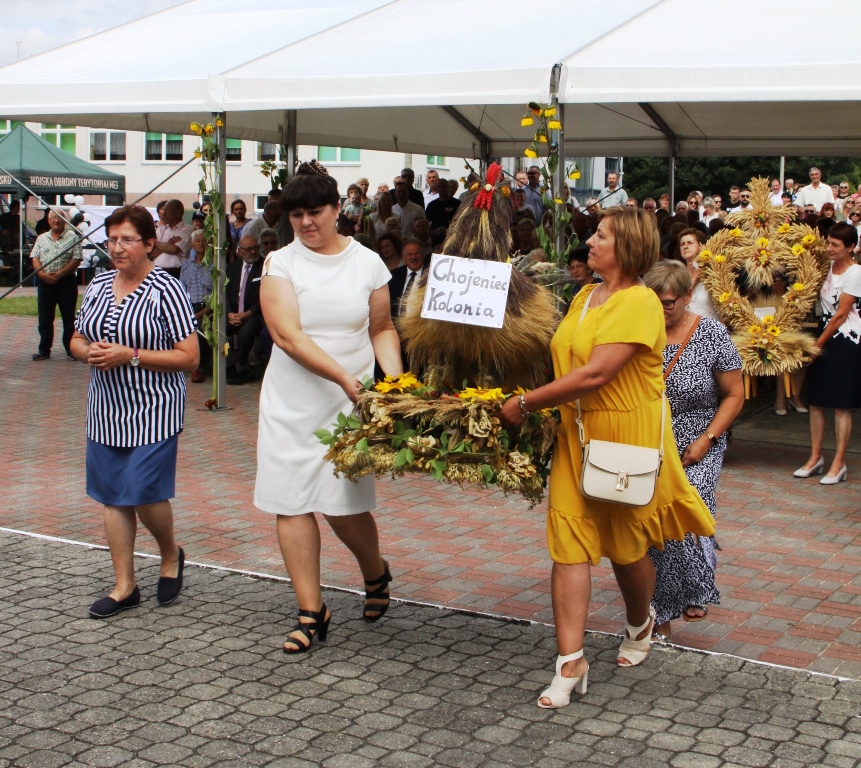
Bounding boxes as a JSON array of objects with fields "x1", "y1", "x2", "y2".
[{"x1": 25, "y1": 158, "x2": 860, "y2": 710}]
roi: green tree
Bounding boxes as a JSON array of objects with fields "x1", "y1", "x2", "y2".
[{"x1": 622, "y1": 156, "x2": 861, "y2": 203}]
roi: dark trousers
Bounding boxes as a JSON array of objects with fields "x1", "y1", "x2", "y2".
[
  {"x1": 227, "y1": 314, "x2": 264, "y2": 371},
  {"x1": 37, "y1": 274, "x2": 78, "y2": 356}
]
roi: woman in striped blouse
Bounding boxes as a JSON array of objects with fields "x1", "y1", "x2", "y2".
[{"x1": 70, "y1": 205, "x2": 198, "y2": 619}]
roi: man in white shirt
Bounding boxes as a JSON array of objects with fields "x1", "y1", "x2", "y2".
[
  {"x1": 599, "y1": 172, "x2": 628, "y2": 208},
  {"x1": 151, "y1": 199, "x2": 192, "y2": 278},
  {"x1": 729, "y1": 189, "x2": 751, "y2": 213},
  {"x1": 795, "y1": 167, "x2": 835, "y2": 213},
  {"x1": 392, "y1": 180, "x2": 426, "y2": 238},
  {"x1": 423, "y1": 169, "x2": 440, "y2": 208},
  {"x1": 769, "y1": 178, "x2": 784, "y2": 206}
]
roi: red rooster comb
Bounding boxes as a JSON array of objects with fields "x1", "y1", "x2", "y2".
[{"x1": 473, "y1": 162, "x2": 504, "y2": 211}]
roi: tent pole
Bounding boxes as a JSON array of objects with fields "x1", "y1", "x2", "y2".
[
  {"x1": 668, "y1": 142, "x2": 676, "y2": 210},
  {"x1": 553, "y1": 101, "x2": 565, "y2": 258},
  {"x1": 19, "y1": 194, "x2": 24, "y2": 286},
  {"x1": 779, "y1": 156, "x2": 785, "y2": 188},
  {"x1": 286, "y1": 110, "x2": 297, "y2": 180},
  {"x1": 214, "y1": 113, "x2": 228, "y2": 409}
]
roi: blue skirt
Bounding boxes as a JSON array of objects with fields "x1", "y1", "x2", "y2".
[{"x1": 86, "y1": 434, "x2": 178, "y2": 506}]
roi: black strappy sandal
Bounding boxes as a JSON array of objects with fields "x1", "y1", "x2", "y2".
[
  {"x1": 363, "y1": 561, "x2": 392, "y2": 623},
  {"x1": 282, "y1": 604, "x2": 331, "y2": 654}
]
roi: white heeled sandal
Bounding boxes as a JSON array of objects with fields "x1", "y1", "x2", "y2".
[
  {"x1": 793, "y1": 457, "x2": 824, "y2": 478},
  {"x1": 537, "y1": 649, "x2": 588, "y2": 709},
  {"x1": 617, "y1": 606, "x2": 655, "y2": 667},
  {"x1": 820, "y1": 465, "x2": 847, "y2": 485}
]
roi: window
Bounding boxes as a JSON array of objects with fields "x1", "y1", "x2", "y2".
[
  {"x1": 257, "y1": 142, "x2": 277, "y2": 162},
  {"x1": 427, "y1": 155, "x2": 447, "y2": 168},
  {"x1": 225, "y1": 138, "x2": 242, "y2": 162},
  {"x1": 255, "y1": 195, "x2": 269, "y2": 212},
  {"x1": 41, "y1": 124, "x2": 77, "y2": 154},
  {"x1": 145, "y1": 132, "x2": 183, "y2": 162},
  {"x1": 89, "y1": 131, "x2": 126, "y2": 162},
  {"x1": 0, "y1": 120, "x2": 24, "y2": 137},
  {"x1": 317, "y1": 146, "x2": 361, "y2": 164}
]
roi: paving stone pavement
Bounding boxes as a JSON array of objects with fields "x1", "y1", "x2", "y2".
[
  {"x1": 2, "y1": 313, "x2": 861, "y2": 679},
  {"x1": 4, "y1": 532, "x2": 861, "y2": 768}
]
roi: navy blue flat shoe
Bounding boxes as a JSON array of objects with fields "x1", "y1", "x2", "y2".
[
  {"x1": 89, "y1": 586, "x2": 141, "y2": 619},
  {"x1": 157, "y1": 547, "x2": 185, "y2": 606}
]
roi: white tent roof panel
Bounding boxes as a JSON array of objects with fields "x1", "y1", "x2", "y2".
[
  {"x1": 0, "y1": 0, "x2": 860, "y2": 157},
  {"x1": 221, "y1": 0, "x2": 661, "y2": 109}
]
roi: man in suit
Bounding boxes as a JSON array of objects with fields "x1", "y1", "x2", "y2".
[
  {"x1": 384, "y1": 238, "x2": 428, "y2": 375},
  {"x1": 225, "y1": 234, "x2": 265, "y2": 384}
]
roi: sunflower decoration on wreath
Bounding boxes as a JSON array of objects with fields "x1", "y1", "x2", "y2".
[{"x1": 699, "y1": 177, "x2": 829, "y2": 377}]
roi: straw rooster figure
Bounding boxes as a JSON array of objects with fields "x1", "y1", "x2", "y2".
[{"x1": 397, "y1": 163, "x2": 560, "y2": 390}]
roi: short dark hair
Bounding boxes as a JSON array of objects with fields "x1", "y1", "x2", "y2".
[
  {"x1": 280, "y1": 166, "x2": 340, "y2": 213},
  {"x1": 105, "y1": 205, "x2": 157, "y2": 241},
  {"x1": 567, "y1": 246, "x2": 589, "y2": 266},
  {"x1": 155, "y1": 200, "x2": 167, "y2": 213},
  {"x1": 827, "y1": 221, "x2": 856, "y2": 247}
]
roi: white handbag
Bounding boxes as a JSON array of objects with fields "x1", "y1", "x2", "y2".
[{"x1": 573, "y1": 288, "x2": 665, "y2": 507}]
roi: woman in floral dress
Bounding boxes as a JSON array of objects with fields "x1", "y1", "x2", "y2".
[{"x1": 644, "y1": 261, "x2": 744, "y2": 639}]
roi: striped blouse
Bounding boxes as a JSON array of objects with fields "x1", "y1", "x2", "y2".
[{"x1": 74, "y1": 267, "x2": 196, "y2": 447}]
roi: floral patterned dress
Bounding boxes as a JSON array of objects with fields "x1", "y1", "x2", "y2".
[{"x1": 649, "y1": 317, "x2": 742, "y2": 625}]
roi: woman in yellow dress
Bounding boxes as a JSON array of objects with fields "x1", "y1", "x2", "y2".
[{"x1": 500, "y1": 206, "x2": 715, "y2": 708}]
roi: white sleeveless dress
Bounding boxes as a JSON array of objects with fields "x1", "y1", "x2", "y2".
[{"x1": 254, "y1": 237, "x2": 391, "y2": 516}]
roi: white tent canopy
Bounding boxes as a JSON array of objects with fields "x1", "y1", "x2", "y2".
[{"x1": 1, "y1": 0, "x2": 859, "y2": 157}]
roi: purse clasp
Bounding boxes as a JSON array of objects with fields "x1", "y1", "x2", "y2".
[{"x1": 615, "y1": 472, "x2": 629, "y2": 491}]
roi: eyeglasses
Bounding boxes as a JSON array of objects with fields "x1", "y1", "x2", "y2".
[
  {"x1": 260, "y1": 240, "x2": 278, "y2": 247},
  {"x1": 740, "y1": 195, "x2": 751, "y2": 200},
  {"x1": 659, "y1": 297, "x2": 682, "y2": 309},
  {"x1": 238, "y1": 245, "x2": 260, "y2": 252},
  {"x1": 107, "y1": 237, "x2": 143, "y2": 248}
]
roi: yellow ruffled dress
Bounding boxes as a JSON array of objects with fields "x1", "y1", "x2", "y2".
[{"x1": 547, "y1": 284, "x2": 715, "y2": 566}]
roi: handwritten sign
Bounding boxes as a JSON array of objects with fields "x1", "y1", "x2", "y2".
[{"x1": 421, "y1": 254, "x2": 512, "y2": 329}]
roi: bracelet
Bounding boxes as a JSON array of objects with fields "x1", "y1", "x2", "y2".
[
  {"x1": 706, "y1": 432, "x2": 718, "y2": 447},
  {"x1": 518, "y1": 394, "x2": 530, "y2": 417}
]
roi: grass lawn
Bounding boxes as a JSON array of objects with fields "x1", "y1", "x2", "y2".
[{"x1": 0, "y1": 295, "x2": 83, "y2": 317}]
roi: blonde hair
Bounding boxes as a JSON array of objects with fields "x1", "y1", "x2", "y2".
[
  {"x1": 643, "y1": 259, "x2": 692, "y2": 298},
  {"x1": 598, "y1": 206, "x2": 660, "y2": 277}
]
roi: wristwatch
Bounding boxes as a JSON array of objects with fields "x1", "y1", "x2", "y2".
[
  {"x1": 130, "y1": 347, "x2": 140, "y2": 368},
  {"x1": 706, "y1": 432, "x2": 718, "y2": 447}
]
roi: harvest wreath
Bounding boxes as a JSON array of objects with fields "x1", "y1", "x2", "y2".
[
  {"x1": 315, "y1": 374, "x2": 559, "y2": 505},
  {"x1": 698, "y1": 177, "x2": 829, "y2": 376}
]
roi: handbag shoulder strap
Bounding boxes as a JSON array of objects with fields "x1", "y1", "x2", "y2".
[
  {"x1": 573, "y1": 286, "x2": 667, "y2": 457},
  {"x1": 663, "y1": 315, "x2": 701, "y2": 382}
]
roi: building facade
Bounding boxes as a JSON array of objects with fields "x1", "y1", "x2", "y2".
[{"x1": 1, "y1": 120, "x2": 619, "y2": 218}]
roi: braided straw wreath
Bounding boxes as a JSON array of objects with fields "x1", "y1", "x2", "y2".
[{"x1": 699, "y1": 177, "x2": 830, "y2": 376}]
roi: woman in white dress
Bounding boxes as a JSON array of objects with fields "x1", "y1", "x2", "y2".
[{"x1": 256, "y1": 162, "x2": 404, "y2": 653}]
